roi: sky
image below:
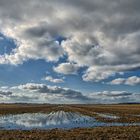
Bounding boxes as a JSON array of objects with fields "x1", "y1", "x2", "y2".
[{"x1": 0, "y1": 0, "x2": 140, "y2": 104}]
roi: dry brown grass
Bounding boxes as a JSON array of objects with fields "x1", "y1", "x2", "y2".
[
  {"x1": 66, "y1": 104, "x2": 140, "y2": 123},
  {"x1": 0, "y1": 126, "x2": 140, "y2": 140},
  {"x1": 0, "y1": 104, "x2": 56, "y2": 115}
]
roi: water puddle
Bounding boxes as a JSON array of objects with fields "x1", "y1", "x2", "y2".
[
  {"x1": 0, "y1": 111, "x2": 139, "y2": 130},
  {"x1": 95, "y1": 113, "x2": 120, "y2": 119},
  {"x1": 133, "y1": 114, "x2": 140, "y2": 117}
]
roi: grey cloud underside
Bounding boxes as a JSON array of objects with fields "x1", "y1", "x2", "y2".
[
  {"x1": 43, "y1": 75, "x2": 64, "y2": 83},
  {"x1": 0, "y1": 0, "x2": 140, "y2": 81},
  {"x1": 109, "y1": 76, "x2": 140, "y2": 86},
  {"x1": 0, "y1": 91, "x2": 12, "y2": 96},
  {"x1": 15, "y1": 83, "x2": 90, "y2": 103},
  {"x1": 88, "y1": 91, "x2": 140, "y2": 104},
  {"x1": 0, "y1": 83, "x2": 139, "y2": 104},
  {"x1": 53, "y1": 63, "x2": 80, "y2": 75}
]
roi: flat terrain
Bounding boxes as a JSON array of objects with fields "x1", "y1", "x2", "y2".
[
  {"x1": 0, "y1": 104, "x2": 140, "y2": 123},
  {"x1": 0, "y1": 126, "x2": 140, "y2": 140},
  {"x1": 0, "y1": 104, "x2": 140, "y2": 140}
]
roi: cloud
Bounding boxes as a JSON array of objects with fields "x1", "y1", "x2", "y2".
[
  {"x1": 54, "y1": 63, "x2": 79, "y2": 75},
  {"x1": 43, "y1": 75, "x2": 64, "y2": 83},
  {"x1": 0, "y1": 90, "x2": 12, "y2": 96},
  {"x1": 82, "y1": 64, "x2": 140, "y2": 82},
  {"x1": 0, "y1": 83, "x2": 140, "y2": 104},
  {"x1": 0, "y1": 90, "x2": 13, "y2": 103},
  {"x1": 0, "y1": 33, "x2": 64, "y2": 65},
  {"x1": 88, "y1": 91, "x2": 140, "y2": 104},
  {"x1": 82, "y1": 66, "x2": 115, "y2": 82},
  {"x1": 125, "y1": 76, "x2": 140, "y2": 86},
  {"x1": 98, "y1": 91, "x2": 133, "y2": 97},
  {"x1": 10, "y1": 83, "x2": 90, "y2": 103},
  {"x1": 0, "y1": 0, "x2": 139, "y2": 81},
  {"x1": 109, "y1": 76, "x2": 140, "y2": 86},
  {"x1": 109, "y1": 78, "x2": 125, "y2": 85},
  {"x1": 62, "y1": 32, "x2": 140, "y2": 81}
]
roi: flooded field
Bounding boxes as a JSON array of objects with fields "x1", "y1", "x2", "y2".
[
  {"x1": 0, "y1": 111, "x2": 96, "y2": 130},
  {"x1": 0, "y1": 104, "x2": 140, "y2": 139},
  {"x1": 0, "y1": 110, "x2": 140, "y2": 130}
]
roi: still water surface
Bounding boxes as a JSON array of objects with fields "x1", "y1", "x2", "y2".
[{"x1": 0, "y1": 111, "x2": 139, "y2": 130}]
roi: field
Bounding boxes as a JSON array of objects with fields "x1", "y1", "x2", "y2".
[{"x1": 0, "y1": 104, "x2": 140, "y2": 140}]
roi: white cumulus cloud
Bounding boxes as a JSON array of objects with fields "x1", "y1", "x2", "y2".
[
  {"x1": 43, "y1": 75, "x2": 64, "y2": 83},
  {"x1": 54, "y1": 63, "x2": 80, "y2": 75},
  {"x1": 109, "y1": 76, "x2": 140, "y2": 86}
]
